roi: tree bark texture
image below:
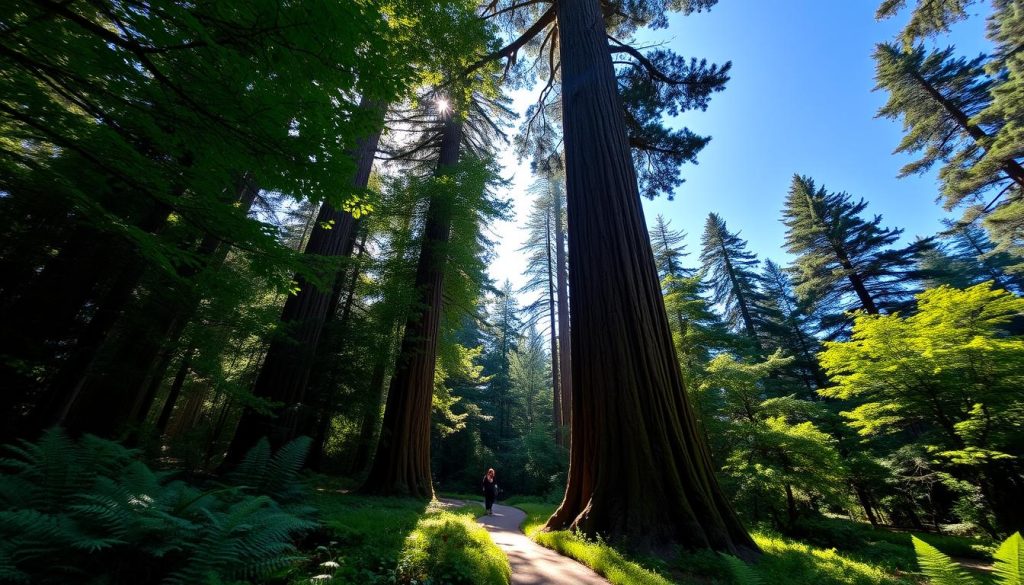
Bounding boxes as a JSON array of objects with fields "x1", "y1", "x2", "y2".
[
  {"x1": 226, "y1": 102, "x2": 384, "y2": 462},
  {"x1": 545, "y1": 0, "x2": 758, "y2": 556},
  {"x1": 359, "y1": 117, "x2": 463, "y2": 498}
]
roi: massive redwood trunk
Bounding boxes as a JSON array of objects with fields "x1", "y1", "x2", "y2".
[
  {"x1": 553, "y1": 180, "x2": 572, "y2": 437},
  {"x1": 225, "y1": 103, "x2": 385, "y2": 462},
  {"x1": 359, "y1": 116, "x2": 463, "y2": 498},
  {"x1": 545, "y1": 0, "x2": 758, "y2": 556}
]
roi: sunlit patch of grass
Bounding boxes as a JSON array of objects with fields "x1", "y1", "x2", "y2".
[
  {"x1": 399, "y1": 509, "x2": 511, "y2": 584},
  {"x1": 534, "y1": 530, "x2": 677, "y2": 585},
  {"x1": 749, "y1": 531, "x2": 913, "y2": 585},
  {"x1": 298, "y1": 492, "x2": 507, "y2": 584}
]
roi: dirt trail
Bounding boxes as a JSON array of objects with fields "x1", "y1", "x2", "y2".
[{"x1": 477, "y1": 503, "x2": 610, "y2": 585}]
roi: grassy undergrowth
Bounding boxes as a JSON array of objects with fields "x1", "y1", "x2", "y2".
[
  {"x1": 293, "y1": 491, "x2": 509, "y2": 584},
  {"x1": 508, "y1": 500, "x2": 996, "y2": 585}
]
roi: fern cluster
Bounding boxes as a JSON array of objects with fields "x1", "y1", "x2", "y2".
[
  {"x1": 0, "y1": 429, "x2": 316, "y2": 584},
  {"x1": 914, "y1": 532, "x2": 1023, "y2": 585}
]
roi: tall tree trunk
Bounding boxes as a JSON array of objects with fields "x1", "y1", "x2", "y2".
[
  {"x1": 553, "y1": 180, "x2": 572, "y2": 437},
  {"x1": 546, "y1": 213, "x2": 563, "y2": 443},
  {"x1": 359, "y1": 116, "x2": 463, "y2": 498},
  {"x1": 545, "y1": 0, "x2": 758, "y2": 556},
  {"x1": 225, "y1": 102, "x2": 385, "y2": 463}
]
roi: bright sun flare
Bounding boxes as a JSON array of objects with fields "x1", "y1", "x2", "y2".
[{"x1": 435, "y1": 97, "x2": 450, "y2": 113}]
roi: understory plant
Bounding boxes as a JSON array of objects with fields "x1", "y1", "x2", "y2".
[
  {"x1": 913, "y1": 532, "x2": 1023, "y2": 584},
  {"x1": 0, "y1": 428, "x2": 315, "y2": 584}
]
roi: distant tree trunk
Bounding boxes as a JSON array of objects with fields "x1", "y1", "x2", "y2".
[
  {"x1": 721, "y1": 247, "x2": 758, "y2": 341},
  {"x1": 359, "y1": 116, "x2": 462, "y2": 498},
  {"x1": 545, "y1": 212, "x2": 563, "y2": 443},
  {"x1": 155, "y1": 346, "x2": 195, "y2": 435},
  {"x1": 553, "y1": 180, "x2": 572, "y2": 437},
  {"x1": 854, "y1": 483, "x2": 879, "y2": 527},
  {"x1": 545, "y1": 0, "x2": 758, "y2": 556},
  {"x1": 225, "y1": 102, "x2": 385, "y2": 463},
  {"x1": 306, "y1": 231, "x2": 369, "y2": 470},
  {"x1": 831, "y1": 243, "x2": 880, "y2": 315},
  {"x1": 785, "y1": 483, "x2": 798, "y2": 529},
  {"x1": 349, "y1": 342, "x2": 392, "y2": 475}
]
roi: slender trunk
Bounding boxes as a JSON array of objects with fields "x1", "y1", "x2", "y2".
[
  {"x1": 785, "y1": 483, "x2": 798, "y2": 529},
  {"x1": 546, "y1": 0, "x2": 757, "y2": 556},
  {"x1": 225, "y1": 101, "x2": 384, "y2": 463},
  {"x1": 553, "y1": 181, "x2": 572, "y2": 436},
  {"x1": 722, "y1": 246, "x2": 758, "y2": 340},
  {"x1": 306, "y1": 232, "x2": 369, "y2": 470},
  {"x1": 359, "y1": 116, "x2": 462, "y2": 498},
  {"x1": 155, "y1": 347, "x2": 195, "y2": 435},
  {"x1": 350, "y1": 345, "x2": 392, "y2": 475},
  {"x1": 546, "y1": 213, "x2": 562, "y2": 443},
  {"x1": 854, "y1": 483, "x2": 879, "y2": 527}
]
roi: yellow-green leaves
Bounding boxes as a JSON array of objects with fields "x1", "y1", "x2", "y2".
[{"x1": 820, "y1": 282, "x2": 1024, "y2": 469}]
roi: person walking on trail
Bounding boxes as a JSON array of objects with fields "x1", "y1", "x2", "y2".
[{"x1": 482, "y1": 468, "x2": 497, "y2": 515}]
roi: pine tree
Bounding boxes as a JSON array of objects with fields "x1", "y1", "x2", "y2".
[
  {"x1": 700, "y1": 213, "x2": 766, "y2": 342},
  {"x1": 971, "y1": 0, "x2": 1024, "y2": 259},
  {"x1": 520, "y1": 174, "x2": 568, "y2": 443},
  {"x1": 923, "y1": 220, "x2": 1024, "y2": 291},
  {"x1": 758, "y1": 260, "x2": 826, "y2": 393},
  {"x1": 874, "y1": 44, "x2": 1010, "y2": 200},
  {"x1": 650, "y1": 214, "x2": 732, "y2": 385},
  {"x1": 874, "y1": 41, "x2": 1024, "y2": 265},
  {"x1": 783, "y1": 175, "x2": 928, "y2": 334}
]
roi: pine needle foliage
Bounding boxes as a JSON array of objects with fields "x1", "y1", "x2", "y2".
[{"x1": 0, "y1": 428, "x2": 315, "y2": 584}]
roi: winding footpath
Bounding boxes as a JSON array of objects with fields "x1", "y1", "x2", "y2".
[{"x1": 477, "y1": 503, "x2": 610, "y2": 585}]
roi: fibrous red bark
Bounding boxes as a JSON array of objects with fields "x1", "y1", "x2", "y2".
[
  {"x1": 545, "y1": 0, "x2": 758, "y2": 557},
  {"x1": 359, "y1": 116, "x2": 463, "y2": 498}
]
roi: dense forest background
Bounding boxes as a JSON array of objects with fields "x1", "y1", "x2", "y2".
[{"x1": 0, "y1": 0, "x2": 1022, "y2": 583}]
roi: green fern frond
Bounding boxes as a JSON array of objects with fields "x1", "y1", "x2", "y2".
[
  {"x1": 263, "y1": 436, "x2": 311, "y2": 502},
  {"x1": 226, "y1": 438, "x2": 272, "y2": 491},
  {"x1": 994, "y1": 532, "x2": 1023, "y2": 585},
  {"x1": 913, "y1": 536, "x2": 975, "y2": 585},
  {"x1": 719, "y1": 553, "x2": 763, "y2": 585}
]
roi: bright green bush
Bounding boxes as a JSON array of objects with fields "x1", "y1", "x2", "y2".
[
  {"x1": 0, "y1": 428, "x2": 315, "y2": 584},
  {"x1": 397, "y1": 510, "x2": 511, "y2": 584}
]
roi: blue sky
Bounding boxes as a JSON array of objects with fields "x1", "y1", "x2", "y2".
[{"x1": 488, "y1": 1, "x2": 994, "y2": 291}]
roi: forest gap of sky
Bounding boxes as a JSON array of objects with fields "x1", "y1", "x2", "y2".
[{"x1": 489, "y1": 1, "x2": 994, "y2": 296}]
